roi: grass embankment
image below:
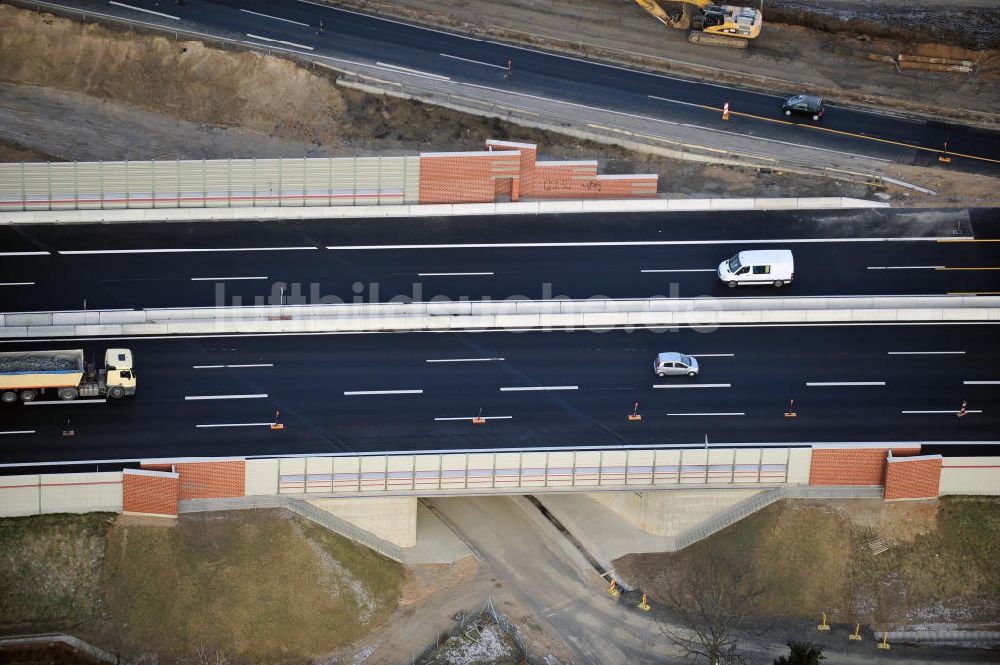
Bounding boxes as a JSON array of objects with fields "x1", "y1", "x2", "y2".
[
  {"x1": 617, "y1": 497, "x2": 1000, "y2": 626},
  {"x1": 0, "y1": 509, "x2": 405, "y2": 661}
]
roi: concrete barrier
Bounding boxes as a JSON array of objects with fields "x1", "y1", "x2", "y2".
[
  {"x1": 0, "y1": 197, "x2": 889, "y2": 226},
  {"x1": 3, "y1": 295, "x2": 998, "y2": 338}
]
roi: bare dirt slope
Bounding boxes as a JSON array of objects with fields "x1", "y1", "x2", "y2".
[{"x1": 341, "y1": 0, "x2": 1000, "y2": 118}]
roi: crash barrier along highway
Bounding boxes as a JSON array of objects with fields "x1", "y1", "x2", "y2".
[
  {"x1": 2, "y1": 295, "x2": 998, "y2": 338},
  {"x1": 0, "y1": 196, "x2": 887, "y2": 224}
]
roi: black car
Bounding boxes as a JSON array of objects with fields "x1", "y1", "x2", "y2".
[{"x1": 782, "y1": 94, "x2": 825, "y2": 121}]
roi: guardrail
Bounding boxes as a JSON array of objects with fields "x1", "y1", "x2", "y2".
[{"x1": 3, "y1": 295, "x2": 998, "y2": 338}]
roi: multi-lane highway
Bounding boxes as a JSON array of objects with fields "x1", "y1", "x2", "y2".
[
  {"x1": 41, "y1": 0, "x2": 1000, "y2": 174},
  {"x1": 1, "y1": 324, "x2": 998, "y2": 465},
  {"x1": 2, "y1": 208, "x2": 999, "y2": 311}
]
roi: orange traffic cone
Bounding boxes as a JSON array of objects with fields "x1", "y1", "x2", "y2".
[
  {"x1": 722, "y1": 101, "x2": 730, "y2": 121},
  {"x1": 784, "y1": 399, "x2": 797, "y2": 418},
  {"x1": 957, "y1": 400, "x2": 967, "y2": 417},
  {"x1": 628, "y1": 401, "x2": 642, "y2": 421},
  {"x1": 271, "y1": 410, "x2": 284, "y2": 430}
]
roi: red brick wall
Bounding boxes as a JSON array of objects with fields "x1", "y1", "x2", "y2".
[
  {"x1": 419, "y1": 141, "x2": 658, "y2": 203},
  {"x1": 123, "y1": 470, "x2": 179, "y2": 517},
  {"x1": 140, "y1": 463, "x2": 174, "y2": 472},
  {"x1": 174, "y1": 461, "x2": 246, "y2": 500},
  {"x1": 809, "y1": 447, "x2": 921, "y2": 486},
  {"x1": 884, "y1": 456, "x2": 942, "y2": 500},
  {"x1": 418, "y1": 152, "x2": 519, "y2": 204}
]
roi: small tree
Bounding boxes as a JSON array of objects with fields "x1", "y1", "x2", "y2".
[
  {"x1": 774, "y1": 641, "x2": 824, "y2": 665},
  {"x1": 655, "y1": 547, "x2": 764, "y2": 664}
]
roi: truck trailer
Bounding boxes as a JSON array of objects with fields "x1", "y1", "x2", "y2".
[{"x1": 0, "y1": 348, "x2": 136, "y2": 403}]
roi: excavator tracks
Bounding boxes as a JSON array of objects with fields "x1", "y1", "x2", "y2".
[{"x1": 687, "y1": 31, "x2": 750, "y2": 48}]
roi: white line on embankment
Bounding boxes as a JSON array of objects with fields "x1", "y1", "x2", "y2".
[
  {"x1": 0, "y1": 282, "x2": 34, "y2": 287},
  {"x1": 500, "y1": 386, "x2": 578, "y2": 392},
  {"x1": 192, "y1": 364, "x2": 274, "y2": 369},
  {"x1": 0, "y1": 251, "x2": 49, "y2": 257},
  {"x1": 185, "y1": 394, "x2": 268, "y2": 401},
  {"x1": 191, "y1": 276, "x2": 269, "y2": 281},
  {"x1": 240, "y1": 8, "x2": 310, "y2": 26},
  {"x1": 25, "y1": 399, "x2": 107, "y2": 406},
  {"x1": 375, "y1": 61, "x2": 450, "y2": 80},
  {"x1": 0, "y1": 430, "x2": 35, "y2": 435},
  {"x1": 196, "y1": 422, "x2": 277, "y2": 428},
  {"x1": 653, "y1": 384, "x2": 730, "y2": 389},
  {"x1": 965, "y1": 380, "x2": 1000, "y2": 385},
  {"x1": 108, "y1": 1, "x2": 180, "y2": 20},
  {"x1": 328, "y1": 237, "x2": 941, "y2": 250},
  {"x1": 902, "y1": 409, "x2": 983, "y2": 415},
  {"x1": 867, "y1": 265, "x2": 944, "y2": 270},
  {"x1": 245, "y1": 33, "x2": 314, "y2": 50},
  {"x1": 440, "y1": 53, "x2": 507, "y2": 69},
  {"x1": 417, "y1": 272, "x2": 495, "y2": 276},
  {"x1": 59, "y1": 247, "x2": 315, "y2": 255},
  {"x1": 888, "y1": 351, "x2": 965, "y2": 355},
  {"x1": 806, "y1": 382, "x2": 886, "y2": 387},
  {"x1": 667, "y1": 412, "x2": 745, "y2": 417},
  {"x1": 641, "y1": 268, "x2": 715, "y2": 273},
  {"x1": 434, "y1": 416, "x2": 513, "y2": 421},
  {"x1": 426, "y1": 358, "x2": 504, "y2": 363},
  {"x1": 344, "y1": 389, "x2": 423, "y2": 396}
]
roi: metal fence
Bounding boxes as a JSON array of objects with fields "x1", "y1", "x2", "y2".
[{"x1": 0, "y1": 156, "x2": 421, "y2": 211}]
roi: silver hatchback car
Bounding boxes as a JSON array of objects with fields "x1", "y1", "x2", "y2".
[{"x1": 653, "y1": 352, "x2": 699, "y2": 377}]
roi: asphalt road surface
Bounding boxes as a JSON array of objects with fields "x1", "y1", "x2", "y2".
[
  {"x1": 42, "y1": 0, "x2": 1000, "y2": 174},
  {"x1": 1, "y1": 323, "x2": 998, "y2": 466},
  {"x1": 2, "y1": 208, "x2": 999, "y2": 311}
]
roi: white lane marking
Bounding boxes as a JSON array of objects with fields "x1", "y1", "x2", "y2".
[
  {"x1": 327, "y1": 237, "x2": 942, "y2": 250},
  {"x1": 867, "y1": 265, "x2": 944, "y2": 270},
  {"x1": 196, "y1": 422, "x2": 277, "y2": 428},
  {"x1": 25, "y1": 399, "x2": 107, "y2": 406},
  {"x1": 426, "y1": 357, "x2": 504, "y2": 363},
  {"x1": 641, "y1": 268, "x2": 715, "y2": 273},
  {"x1": 965, "y1": 380, "x2": 1000, "y2": 385},
  {"x1": 240, "y1": 8, "x2": 310, "y2": 26},
  {"x1": 185, "y1": 394, "x2": 268, "y2": 401},
  {"x1": 434, "y1": 415, "x2": 513, "y2": 421},
  {"x1": 344, "y1": 389, "x2": 423, "y2": 396},
  {"x1": 500, "y1": 385, "x2": 578, "y2": 392},
  {"x1": 668, "y1": 412, "x2": 745, "y2": 416},
  {"x1": 0, "y1": 251, "x2": 49, "y2": 257},
  {"x1": 375, "y1": 61, "x2": 450, "y2": 81},
  {"x1": 888, "y1": 351, "x2": 965, "y2": 355},
  {"x1": 648, "y1": 94, "x2": 709, "y2": 111},
  {"x1": 0, "y1": 282, "x2": 35, "y2": 286},
  {"x1": 192, "y1": 363, "x2": 274, "y2": 369},
  {"x1": 0, "y1": 430, "x2": 35, "y2": 435},
  {"x1": 108, "y1": 1, "x2": 180, "y2": 20},
  {"x1": 245, "y1": 33, "x2": 314, "y2": 50},
  {"x1": 688, "y1": 353, "x2": 735, "y2": 358},
  {"x1": 440, "y1": 53, "x2": 507, "y2": 69},
  {"x1": 806, "y1": 381, "x2": 886, "y2": 387},
  {"x1": 902, "y1": 409, "x2": 983, "y2": 414},
  {"x1": 417, "y1": 272, "x2": 495, "y2": 276},
  {"x1": 654, "y1": 383, "x2": 730, "y2": 389},
  {"x1": 60, "y1": 246, "x2": 317, "y2": 255},
  {"x1": 191, "y1": 276, "x2": 269, "y2": 281}
]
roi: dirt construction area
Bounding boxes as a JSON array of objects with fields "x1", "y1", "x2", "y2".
[{"x1": 0, "y1": 1, "x2": 998, "y2": 205}]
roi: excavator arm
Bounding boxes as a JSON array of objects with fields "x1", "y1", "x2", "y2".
[{"x1": 633, "y1": 0, "x2": 710, "y2": 30}]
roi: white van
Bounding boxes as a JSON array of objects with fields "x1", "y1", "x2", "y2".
[{"x1": 718, "y1": 250, "x2": 794, "y2": 288}]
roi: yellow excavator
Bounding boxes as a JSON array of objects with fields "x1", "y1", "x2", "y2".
[{"x1": 633, "y1": 0, "x2": 762, "y2": 48}]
